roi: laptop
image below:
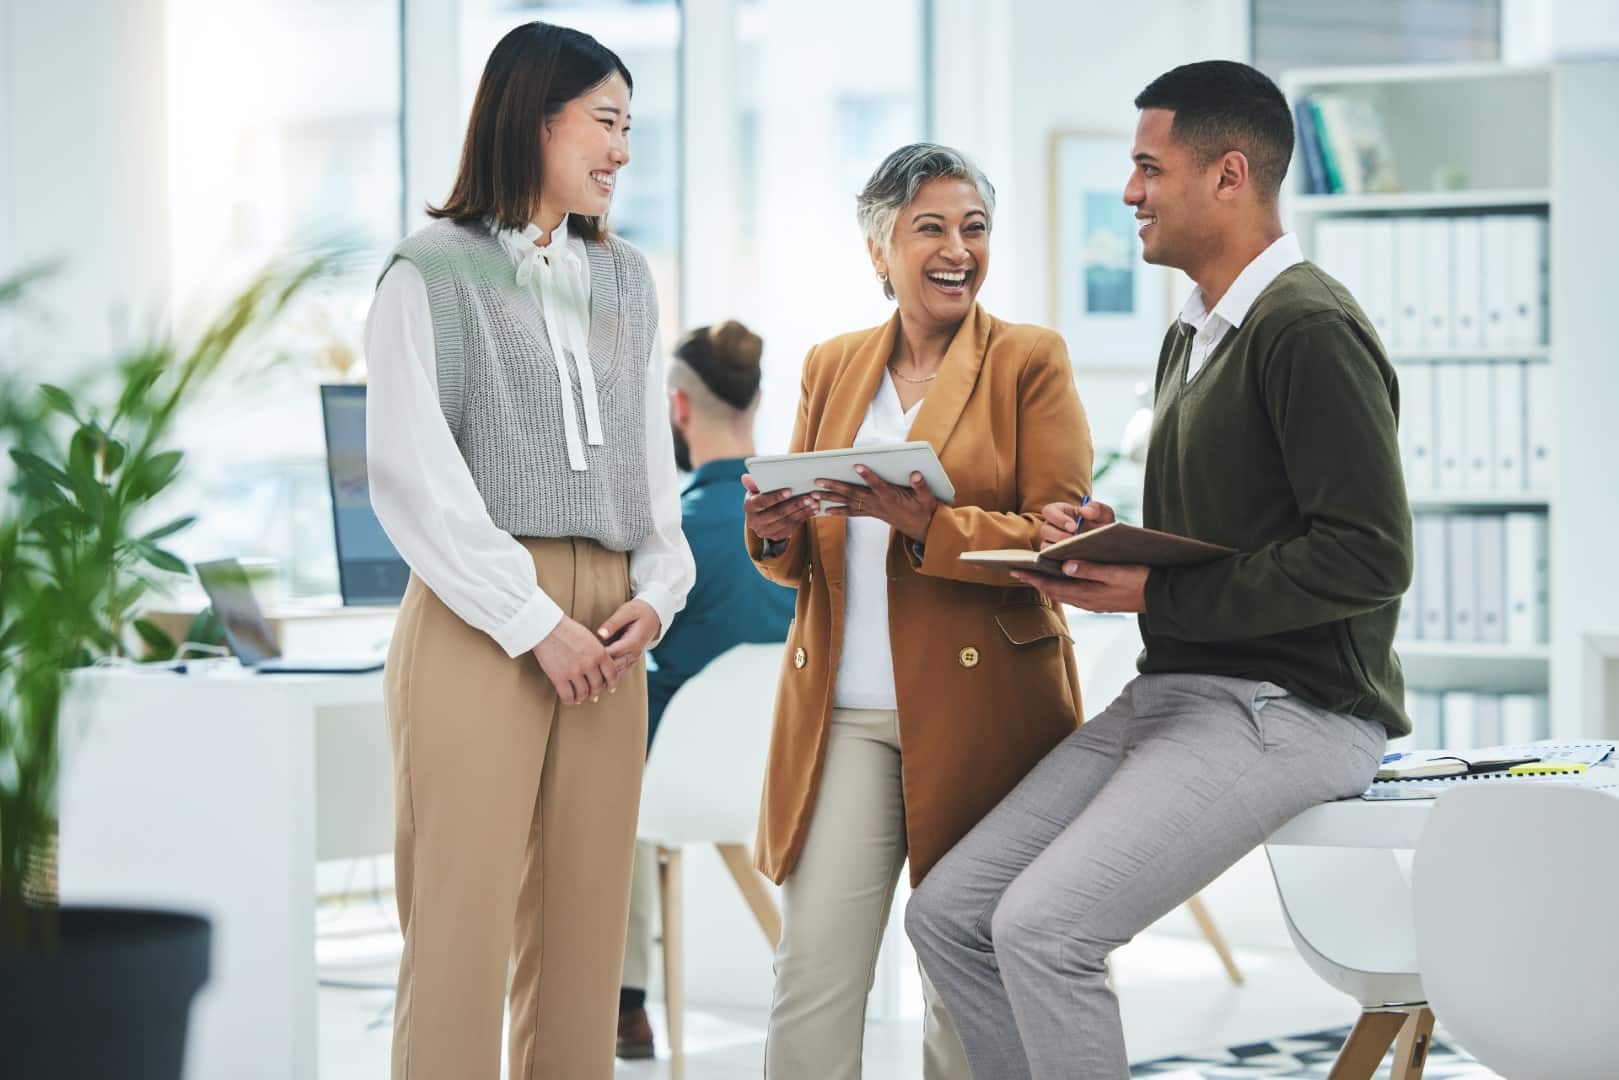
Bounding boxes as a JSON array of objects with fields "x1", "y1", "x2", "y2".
[{"x1": 195, "y1": 558, "x2": 386, "y2": 674}]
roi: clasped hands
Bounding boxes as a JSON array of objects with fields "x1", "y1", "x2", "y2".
[
  {"x1": 531, "y1": 598, "x2": 660, "y2": 707},
  {"x1": 741, "y1": 468, "x2": 939, "y2": 544},
  {"x1": 1009, "y1": 499, "x2": 1149, "y2": 614}
]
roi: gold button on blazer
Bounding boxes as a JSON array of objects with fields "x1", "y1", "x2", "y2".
[{"x1": 747, "y1": 305, "x2": 1094, "y2": 885}]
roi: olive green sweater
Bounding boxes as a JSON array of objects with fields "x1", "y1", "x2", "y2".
[{"x1": 1140, "y1": 262, "x2": 1413, "y2": 736}]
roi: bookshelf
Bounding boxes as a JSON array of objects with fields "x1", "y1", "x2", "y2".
[{"x1": 1282, "y1": 61, "x2": 1619, "y2": 745}]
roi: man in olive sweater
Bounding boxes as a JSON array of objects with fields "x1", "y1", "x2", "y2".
[{"x1": 906, "y1": 61, "x2": 1413, "y2": 1078}]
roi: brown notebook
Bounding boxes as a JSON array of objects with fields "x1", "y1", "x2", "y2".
[{"x1": 959, "y1": 522, "x2": 1236, "y2": 576}]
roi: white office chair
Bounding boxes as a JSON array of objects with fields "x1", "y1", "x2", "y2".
[
  {"x1": 636, "y1": 642, "x2": 785, "y2": 1066},
  {"x1": 1413, "y1": 783, "x2": 1619, "y2": 1079},
  {"x1": 1265, "y1": 845, "x2": 1433, "y2": 1077},
  {"x1": 1074, "y1": 615, "x2": 1244, "y2": 985}
]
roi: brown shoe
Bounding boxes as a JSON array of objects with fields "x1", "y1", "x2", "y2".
[{"x1": 616, "y1": 1007, "x2": 656, "y2": 1060}]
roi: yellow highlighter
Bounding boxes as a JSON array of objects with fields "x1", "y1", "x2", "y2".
[{"x1": 1508, "y1": 762, "x2": 1589, "y2": 776}]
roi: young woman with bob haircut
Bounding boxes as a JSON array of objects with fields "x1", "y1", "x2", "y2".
[{"x1": 364, "y1": 21, "x2": 693, "y2": 1079}]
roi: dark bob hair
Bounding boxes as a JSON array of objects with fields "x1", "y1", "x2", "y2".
[{"x1": 428, "y1": 22, "x2": 632, "y2": 240}]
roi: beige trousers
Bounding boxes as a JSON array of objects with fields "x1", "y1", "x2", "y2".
[
  {"x1": 766, "y1": 707, "x2": 970, "y2": 1079},
  {"x1": 385, "y1": 537, "x2": 647, "y2": 1080}
]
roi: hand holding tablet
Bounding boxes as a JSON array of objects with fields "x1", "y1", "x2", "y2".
[{"x1": 744, "y1": 441, "x2": 957, "y2": 511}]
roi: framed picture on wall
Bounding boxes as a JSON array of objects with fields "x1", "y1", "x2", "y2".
[{"x1": 1048, "y1": 131, "x2": 1175, "y2": 369}]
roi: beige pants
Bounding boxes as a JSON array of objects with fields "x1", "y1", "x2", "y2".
[
  {"x1": 766, "y1": 708, "x2": 970, "y2": 1079},
  {"x1": 385, "y1": 537, "x2": 647, "y2": 1080}
]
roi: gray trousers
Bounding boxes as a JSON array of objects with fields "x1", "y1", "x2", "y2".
[{"x1": 905, "y1": 672, "x2": 1385, "y2": 1079}]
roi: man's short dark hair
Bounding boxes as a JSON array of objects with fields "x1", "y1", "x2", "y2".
[{"x1": 1134, "y1": 60, "x2": 1294, "y2": 201}]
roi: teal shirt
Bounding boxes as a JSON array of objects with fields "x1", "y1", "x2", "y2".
[{"x1": 646, "y1": 458, "x2": 796, "y2": 745}]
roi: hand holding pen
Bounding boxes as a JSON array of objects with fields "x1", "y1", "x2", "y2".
[{"x1": 1037, "y1": 495, "x2": 1115, "y2": 550}]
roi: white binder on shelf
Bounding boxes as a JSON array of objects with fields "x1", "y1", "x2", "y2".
[
  {"x1": 1491, "y1": 360, "x2": 1527, "y2": 492},
  {"x1": 1474, "y1": 514, "x2": 1507, "y2": 644},
  {"x1": 1446, "y1": 515, "x2": 1478, "y2": 642},
  {"x1": 1442, "y1": 692, "x2": 1479, "y2": 748},
  {"x1": 1462, "y1": 363, "x2": 1494, "y2": 491},
  {"x1": 1525, "y1": 361, "x2": 1555, "y2": 491},
  {"x1": 1501, "y1": 694, "x2": 1550, "y2": 744},
  {"x1": 1449, "y1": 217, "x2": 1484, "y2": 350},
  {"x1": 1420, "y1": 217, "x2": 1454, "y2": 351},
  {"x1": 1504, "y1": 511, "x2": 1549, "y2": 645},
  {"x1": 1364, "y1": 219, "x2": 1397, "y2": 347},
  {"x1": 1406, "y1": 690, "x2": 1444, "y2": 749},
  {"x1": 1393, "y1": 218, "x2": 1426, "y2": 350},
  {"x1": 1472, "y1": 695, "x2": 1504, "y2": 747},
  {"x1": 1507, "y1": 214, "x2": 1548, "y2": 346},
  {"x1": 1313, "y1": 219, "x2": 1362, "y2": 298},
  {"x1": 1416, "y1": 513, "x2": 1449, "y2": 641},
  {"x1": 1480, "y1": 215, "x2": 1513, "y2": 349},
  {"x1": 1399, "y1": 363, "x2": 1436, "y2": 491},
  {"x1": 1434, "y1": 363, "x2": 1467, "y2": 491}
]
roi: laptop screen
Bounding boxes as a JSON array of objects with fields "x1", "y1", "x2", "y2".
[
  {"x1": 319, "y1": 385, "x2": 408, "y2": 606},
  {"x1": 194, "y1": 559, "x2": 283, "y2": 664}
]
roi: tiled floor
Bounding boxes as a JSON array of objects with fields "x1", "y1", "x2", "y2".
[{"x1": 315, "y1": 895, "x2": 1418, "y2": 1079}]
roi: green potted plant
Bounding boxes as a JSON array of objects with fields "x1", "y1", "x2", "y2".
[{"x1": 0, "y1": 258, "x2": 326, "y2": 1078}]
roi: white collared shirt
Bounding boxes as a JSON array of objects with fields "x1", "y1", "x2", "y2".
[
  {"x1": 1177, "y1": 232, "x2": 1304, "y2": 383},
  {"x1": 364, "y1": 218, "x2": 693, "y2": 658},
  {"x1": 833, "y1": 373, "x2": 922, "y2": 711}
]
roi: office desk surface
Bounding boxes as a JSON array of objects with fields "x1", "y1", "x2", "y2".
[
  {"x1": 59, "y1": 666, "x2": 390, "y2": 1080},
  {"x1": 1268, "y1": 760, "x2": 1619, "y2": 849}
]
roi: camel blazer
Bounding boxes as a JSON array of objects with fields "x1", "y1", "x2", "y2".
[{"x1": 748, "y1": 304, "x2": 1094, "y2": 885}]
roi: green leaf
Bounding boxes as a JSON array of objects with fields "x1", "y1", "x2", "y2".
[
  {"x1": 8, "y1": 449, "x2": 71, "y2": 492},
  {"x1": 139, "y1": 514, "x2": 197, "y2": 544},
  {"x1": 37, "y1": 384, "x2": 80, "y2": 421},
  {"x1": 68, "y1": 425, "x2": 98, "y2": 482},
  {"x1": 134, "y1": 542, "x2": 188, "y2": 575},
  {"x1": 124, "y1": 449, "x2": 184, "y2": 500},
  {"x1": 26, "y1": 504, "x2": 91, "y2": 537},
  {"x1": 132, "y1": 618, "x2": 177, "y2": 661},
  {"x1": 102, "y1": 438, "x2": 127, "y2": 474}
]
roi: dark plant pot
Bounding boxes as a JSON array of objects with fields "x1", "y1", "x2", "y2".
[{"x1": 0, "y1": 906, "x2": 210, "y2": 1080}]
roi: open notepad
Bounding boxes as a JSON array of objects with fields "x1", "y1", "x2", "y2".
[
  {"x1": 1362, "y1": 742, "x2": 1617, "y2": 800},
  {"x1": 959, "y1": 522, "x2": 1235, "y2": 577}
]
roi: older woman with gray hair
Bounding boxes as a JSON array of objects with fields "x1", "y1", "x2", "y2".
[{"x1": 740, "y1": 143, "x2": 1095, "y2": 1077}]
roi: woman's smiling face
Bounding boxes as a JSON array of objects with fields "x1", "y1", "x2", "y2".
[
  {"x1": 872, "y1": 177, "x2": 991, "y2": 333},
  {"x1": 539, "y1": 71, "x2": 632, "y2": 222}
]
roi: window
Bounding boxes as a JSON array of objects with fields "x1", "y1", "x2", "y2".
[
  {"x1": 719, "y1": 0, "x2": 929, "y2": 450},
  {"x1": 162, "y1": 0, "x2": 404, "y2": 597}
]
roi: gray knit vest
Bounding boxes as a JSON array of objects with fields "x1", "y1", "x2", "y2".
[{"x1": 381, "y1": 219, "x2": 657, "y2": 552}]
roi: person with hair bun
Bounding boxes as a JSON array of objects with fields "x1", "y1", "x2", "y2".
[{"x1": 613, "y1": 320, "x2": 795, "y2": 1058}]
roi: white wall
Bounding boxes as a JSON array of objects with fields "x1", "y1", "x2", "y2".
[{"x1": 1, "y1": 0, "x2": 170, "y2": 372}]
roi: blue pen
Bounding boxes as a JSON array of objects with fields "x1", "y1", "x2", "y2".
[
  {"x1": 1072, "y1": 495, "x2": 1090, "y2": 532},
  {"x1": 1382, "y1": 751, "x2": 1408, "y2": 764}
]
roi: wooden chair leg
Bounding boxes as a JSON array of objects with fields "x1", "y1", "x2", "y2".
[
  {"x1": 657, "y1": 846, "x2": 685, "y2": 1068},
  {"x1": 1184, "y1": 893, "x2": 1244, "y2": 985},
  {"x1": 1327, "y1": 1009, "x2": 1410, "y2": 1080},
  {"x1": 715, "y1": 842, "x2": 782, "y2": 948},
  {"x1": 1390, "y1": 1006, "x2": 1435, "y2": 1080}
]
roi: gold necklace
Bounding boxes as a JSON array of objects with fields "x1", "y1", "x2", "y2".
[{"x1": 888, "y1": 363, "x2": 939, "y2": 384}]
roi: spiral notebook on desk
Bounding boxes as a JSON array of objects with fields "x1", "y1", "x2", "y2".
[{"x1": 1362, "y1": 742, "x2": 1617, "y2": 801}]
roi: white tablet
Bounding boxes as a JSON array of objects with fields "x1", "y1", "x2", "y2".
[{"x1": 745, "y1": 441, "x2": 957, "y2": 507}]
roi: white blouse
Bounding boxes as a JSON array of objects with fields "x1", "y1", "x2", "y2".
[
  {"x1": 364, "y1": 217, "x2": 693, "y2": 659},
  {"x1": 832, "y1": 373, "x2": 923, "y2": 711}
]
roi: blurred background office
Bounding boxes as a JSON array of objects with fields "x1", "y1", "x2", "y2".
[{"x1": 6, "y1": 1, "x2": 1619, "y2": 1077}]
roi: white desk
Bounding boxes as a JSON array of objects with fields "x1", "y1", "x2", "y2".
[
  {"x1": 1269, "y1": 761, "x2": 1619, "y2": 850},
  {"x1": 57, "y1": 666, "x2": 392, "y2": 1080}
]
